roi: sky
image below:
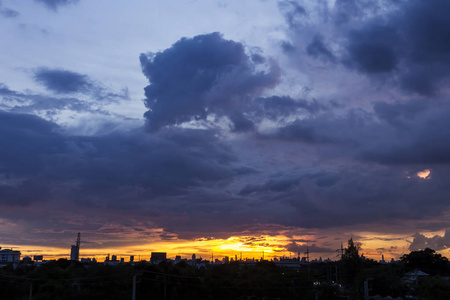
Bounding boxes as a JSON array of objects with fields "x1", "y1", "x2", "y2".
[{"x1": 1, "y1": 0, "x2": 450, "y2": 262}]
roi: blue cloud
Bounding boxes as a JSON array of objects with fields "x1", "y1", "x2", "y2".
[
  {"x1": 140, "y1": 32, "x2": 280, "y2": 132},
  {"x1": 33, "y1": 68, "x2": 93, "y2": 94},
  {"x1": 34, "y1": 0, "x2": 79, "y2": 11}
]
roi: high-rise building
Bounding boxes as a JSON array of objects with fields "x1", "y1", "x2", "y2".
[{"x1": 70, "y1": 233, "x2": 81, "y2": 261}]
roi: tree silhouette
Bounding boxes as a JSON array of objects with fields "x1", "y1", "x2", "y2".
[
  {"x1": 341, "y1": 238, "x2": 362, "y2": 285},
  {"x1": 401, "y1": 248, "x2": 449, "y2": 275}
]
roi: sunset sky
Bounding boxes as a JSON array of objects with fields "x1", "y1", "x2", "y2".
[{"x1": 1, "y1": 0, "x2": 450, "y2": 262}]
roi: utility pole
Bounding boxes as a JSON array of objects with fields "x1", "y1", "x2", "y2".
[
  {"x1": 132, "y1": 275, "x2": 136, "y2": 300},
  {"x1": 335, "y1": 265, "x2": 338, "y2": 283},
  {"x1": 163, "y1": 274, "x2": 167, "y2": 300},
  {"x1": 364, "y1": 279, "x2": 369, "y2": 300}
]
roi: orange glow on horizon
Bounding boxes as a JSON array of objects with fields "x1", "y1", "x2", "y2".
[{"x1": 7, "y1": 232, "x2": 450, "y2": 263}]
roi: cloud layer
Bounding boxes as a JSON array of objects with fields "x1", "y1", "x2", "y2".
[{"x1": 1, "y1": 0, "x2": 450, "y2": 257}]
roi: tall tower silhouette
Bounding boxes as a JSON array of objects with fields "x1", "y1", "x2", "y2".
[{"x1": 70, "y1": 232, "x2": 81, "y2": 261}]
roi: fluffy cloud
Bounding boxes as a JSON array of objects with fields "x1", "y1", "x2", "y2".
[
  {"x1": 409, "y1": 231, "x2": 450, "y2": 251},
  {"x1": 140, "y1": 32, "x2": 280, "y2": 132}
]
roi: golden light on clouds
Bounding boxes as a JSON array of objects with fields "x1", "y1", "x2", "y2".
[
  {"x1": 417, "y1": 169, "x2": 431, "y2": 179},
  {"x1": 4, "y1": 232, "x2": 417, "y2": 263}
]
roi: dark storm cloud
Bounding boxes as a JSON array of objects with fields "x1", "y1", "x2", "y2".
[
  {"x1": 409, "y1": 231, "x2": 450, "y2": 251},
  {"x1": 34, "y1": 0, "x2": 79, "y2": 11},
  {"x1": 265, "y1": 107, "x2": 373, "y2": 145},
  {"x1": 0, "y1": 111, "x2": 240, "y2": 208},
  {"x1": 344, "y1": 0, "x2": 450, "y2": 94},
  {"x1": 264, "y1": 97, "x2": 450, "y2": 166},
  {"x1": 282, "y1": 0, "x2": 450, "y2": 95},
  {"x1": 0, "y1": 179, "x2": 51, "y2": 206},
  {"x1": 363, "y1": 100, "x2": 450, "y2": 164},
  {"x1": 140, "y1": 32, "x2": 280, "y2": 132},
  {"x1": 33, "y1": 68, "x2": 94, "y2": 94},
  {"x1": 344, "y1": 24, "x2": 400, "y2": 74},
  {"x1": 0, "y1": 110, "x2": 63, "y2": 176},
  {"x1": 240, "y1": 172, "x2": 340, "y2": 195}
]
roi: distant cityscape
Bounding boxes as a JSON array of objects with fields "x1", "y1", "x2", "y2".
[
  {"x1": 2, "y1": 233, "x2": 448, "y2": 300},
  {"x1": 1, "y1": 232, "x2": 395, "y2": 268}
]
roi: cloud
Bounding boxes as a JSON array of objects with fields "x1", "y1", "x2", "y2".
[
  {"x1": 343, "y1": 23, "x2": 400, "y2": 74},
  {"x1": 284, "y1": 241, "x2": 334, "y2": 254},
  {"x1": 140, "y1": 32, "x2": 280, "y2": 132},
  {"x1": 254, "y1": 96, "x2": 325, "y2": 121},
  {"x1": 34, "y1": 0, "x2": 79, "y2": 11},
  {"x1": 281, "y1": 0, "x2": 450, "y2": 96},
  {"x1": 33, "y1": 68, "x2": 94, "y2": 94},
  {"x1": 278, "y1": 1, "x2": 307, "y2": 29},
  {"x1": 362, "y1": 100, "x2": 450, "y2": 165},
  {"x1": 0, "y1": 111, "x2": 240, "y2": 206},
  {"x1": 0, "y1": 110, "x2": 63, "y2": 176},
  {"x1": 306, "y1": 35, "x2": 336, "y2": 63},
  {"x1": 409, "y1": 231, "x2": 450, "y2": 251},
  {"x1": 0, "y1": 82, "x2": 132, "y2": 134},
  {"x1": 0, "y1": 6, "x2": 19, "y2": 18},
  {"x1": 258, "y1": 97, "x2": 450, "y2": 166}
]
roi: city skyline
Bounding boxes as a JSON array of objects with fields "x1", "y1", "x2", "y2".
[{"x1": 1, "y1": 0, "x2": 450, "y2": 262}]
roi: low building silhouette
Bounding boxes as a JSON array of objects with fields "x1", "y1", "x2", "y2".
[{"x1": 0, "y1": 247, "x2": 21, "y2": 263}]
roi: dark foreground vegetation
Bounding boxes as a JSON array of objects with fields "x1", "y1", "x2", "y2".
[{"x1": 1, "y1": 244, "x2": 450, "y2": 299}]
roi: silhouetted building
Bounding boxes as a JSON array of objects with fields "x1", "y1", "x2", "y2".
[
  {"x1": 151, "y1": 252, "x2": 167, "y2": 263},
  {"x1": 0, "y1": 248, "x2": 21, "y2": 263},
  {"x1": 130, "y1": 255, "x2": 134, "y2": 262},
  {"x1": 70, "y1": 232, "x2": 81, "y2": 261},
  {"x1": 111, "y1": 255, "x2": 117, "y2": 261},
  {"x1": 34, "y1": 255, "x2": 43, "y2": 261}
]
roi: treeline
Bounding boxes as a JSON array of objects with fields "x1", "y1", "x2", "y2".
[{"x1": 1, "y1": 246, "x2": 450, "y2": 299}]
